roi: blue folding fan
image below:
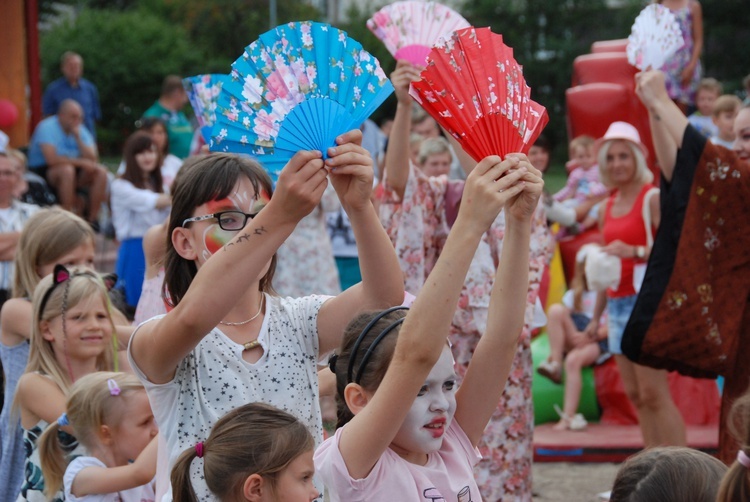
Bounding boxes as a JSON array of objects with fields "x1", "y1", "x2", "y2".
[
  {"x1": 183, "y1": 74, "x2": 230, "y2": 143},
  {"x1": 210, "y1": 21, "x2": 394, "y2": 181}
]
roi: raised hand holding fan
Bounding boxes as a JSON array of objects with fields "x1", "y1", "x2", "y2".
[
  {"x1": 627, "y1": 4, "x2": 684, "y2": 70},
  {"x1": 367, "y1": 1, "x2": 470, "y2": 67},
  {"x1": 409, "y1": 27, "x2": 549, "y2": 162},
  {"x1": 183, "y1": 74, "x2": 230, "y2": 142},
  {"x1": 211, "y1": 21, "x2": 393, "y2": 181}
]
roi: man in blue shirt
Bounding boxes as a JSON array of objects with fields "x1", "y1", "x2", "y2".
[
  {"x1": 27, "y1": 100, "x2": 108, "y2": 230},
  {"x1": 42, "y1": 51, "x2": 102, "y2": 138}
]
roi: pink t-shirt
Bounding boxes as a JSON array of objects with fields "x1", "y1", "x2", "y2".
[{"x1": 314, "y1": 420, "x2": 481, "y2": 501}]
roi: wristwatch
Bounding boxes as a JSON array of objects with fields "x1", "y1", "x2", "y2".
[{"x1": 635, "y1": 246, "x2": 646, "y2": 259}]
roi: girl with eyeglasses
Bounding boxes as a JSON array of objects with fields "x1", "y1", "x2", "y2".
[
  {"x1": 13, "y1": 266, "x2": 119, "y2": 501},
  {"x1": 127, "y1": 130, "x2": 404, "y2": 501}
]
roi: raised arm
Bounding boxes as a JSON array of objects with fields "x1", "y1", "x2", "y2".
[
  {"x1": 635, "y1": 70, "x2": 689, "y2": 182},
  {"x1": 130, "y1": 151, "x2": 328, "y2": 384},
  {"x1": 317, "y1": 130, "x2": 404, "y2": 355},
  {"x1": 454, "y1": 154, "x2": 543, "y2": 446},
  {"x1": 383, "y1": 61, "x2": 422, "y2": 199},
  {"x1": 338, "y1": 155, "x2": 530, "y2": 479},
  {"x1": 69, "y1": 434, "x2": 158, "y2": 496}
]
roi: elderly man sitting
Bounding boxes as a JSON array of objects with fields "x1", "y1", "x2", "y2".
[{"x1": 27, "y1": 99, "x2": 108, "y2": 230}]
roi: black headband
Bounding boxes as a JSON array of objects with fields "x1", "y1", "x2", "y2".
[{"x1": 345, "y1": 306, "x2": 409, "y2": 385}]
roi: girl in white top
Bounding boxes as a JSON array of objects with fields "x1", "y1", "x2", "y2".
[
  {"x1": 127, "y1": 129, "x2": 404, "y2": 501},
  {"x1": 38, "y1": 372, "x2": 158, "y2": 502},
  {"x1": 315, "y1": 154, "x2": 543, "y2": 501},
  {"x1": 111, "y1": 132, "x2": 171, "y2": 309}
]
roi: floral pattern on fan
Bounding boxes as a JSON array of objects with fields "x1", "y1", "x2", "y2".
[
  {"x1": 409, "y1": 27, "x2": 549, "y2": 162},
  {"x1": 627, "y1": 3, "x2": 684, "y2": 71},
  {"x1": 211, "y1": 21, "x2": 393, "y2": 181},
  {"x1": 183, "y1": 74, "x2": 230, "y2": 142},
  {"x1": 367, "y1": 1, "x2": 470, "y2": 67}
]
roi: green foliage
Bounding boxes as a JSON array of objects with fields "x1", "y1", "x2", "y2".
[
  {"x1": 138, "y1": 0, "x2": 322, "y2": 68},
  {"x1": 701, "y1": 0, "x2": 750, "y2": 93},
  {"x1": 41, "y1": 8, "x2": 207, "y2": 154}
]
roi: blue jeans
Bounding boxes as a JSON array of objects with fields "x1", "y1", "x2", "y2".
[{"x1": 607, "y1": 295, "x2": 638, "y2": 355}]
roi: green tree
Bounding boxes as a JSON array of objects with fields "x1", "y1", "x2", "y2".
[
  {"x1": 41, "y1": 8, "x2": 207, "y2": 154},
  {"x1": 138, "y1": 0, "x2": 322, "y2": 68}
]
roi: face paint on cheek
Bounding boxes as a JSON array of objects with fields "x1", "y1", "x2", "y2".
[{"x1": 201, "y1": 224, "x2": 234, "y2": 257}]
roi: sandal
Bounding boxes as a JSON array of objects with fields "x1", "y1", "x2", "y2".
[
  {"x1": 537, "y1": 359, "x2": 562, "y2": 384},
  {"x1": 554, "y1": 404, "x2": 588, "y2": 431}
]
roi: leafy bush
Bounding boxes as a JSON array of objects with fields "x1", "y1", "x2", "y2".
[{"x1": 41, "y1": 8, "x2": 209, "y2": 154}]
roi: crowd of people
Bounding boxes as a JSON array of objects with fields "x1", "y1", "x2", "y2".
[{"x1": 0, "y1": 6, "x2": 749, "y2": 500}]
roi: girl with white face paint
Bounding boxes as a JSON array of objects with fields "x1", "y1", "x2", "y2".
[
  {"x1": 127, "y1": 130, "x2": 405, "y2": 501},
  {"x1": 315, "y1": 153, "x2": 543, "y2": 501}
]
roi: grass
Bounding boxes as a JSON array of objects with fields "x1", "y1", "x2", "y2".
[{"x1": 543, "y1": 164, "x2": 569, "y2": 194}]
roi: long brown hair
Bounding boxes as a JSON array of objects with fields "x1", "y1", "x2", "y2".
[
  {"x1": 330, "y1": 309, "x2": 407, "y2": 429},
  {"x1": 170, "y1": 402, "x2": 313, "y2": 502},
  {"x1": 611, "y1": 446, "x2": 727, "y2": 502},
  {"x1": 163, "y1": 153, "x2": 276, "y2": 307},
  {"x1": 121, "y1": 131, "x2": 164, "y2": 192}
]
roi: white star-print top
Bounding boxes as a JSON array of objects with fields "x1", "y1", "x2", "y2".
[{"x1": 128, "y1": 293, "x2": 329, "y2": 502}]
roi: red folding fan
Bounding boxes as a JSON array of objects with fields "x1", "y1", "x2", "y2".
[{"x1": 409, "y1": 27, "x2": 549, "y2": 162}]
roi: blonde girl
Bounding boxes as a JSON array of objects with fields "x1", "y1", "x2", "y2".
[
  {"x1": 316, "y1": 154, "x2": 542, "y2": 500},
  {"x1": 14, "y1": 266, "x2": 117, "y2": 501},
  {"x1": 128, "y1": 131, "x2": 404, "y2": 500},
  {"x1": 171, "y1": 403, "x2": 317, "y2": 502},
  {"x1": 0, "y1": 208, "x2": 95, "y2": 501},
  {"x1": 38, "y1": 371, "x2": 158, "y2": 501}
]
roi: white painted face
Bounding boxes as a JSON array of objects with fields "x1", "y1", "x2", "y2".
[{"x1": 391, "y1": 345, "x2": 458, "y2": 461}]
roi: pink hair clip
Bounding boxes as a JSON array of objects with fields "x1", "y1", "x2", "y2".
[
  {"x1": 107, "y1": 378, "x2": 121, "y2": 396},
  {"x1": 738, "y1": 450, "x2": 750, "y2": 468}
]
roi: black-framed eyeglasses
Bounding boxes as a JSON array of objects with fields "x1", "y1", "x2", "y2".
[{"x1": 182, "y1": 210, "x2": 260, "y2": 231}]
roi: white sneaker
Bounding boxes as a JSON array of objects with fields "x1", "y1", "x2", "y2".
[{"x1": 568, "y1": 413, "x2": 588, "y2": 431}]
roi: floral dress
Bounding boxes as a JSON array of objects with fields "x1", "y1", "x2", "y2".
[
  {"x1": 378, "y1": 165, "x2": 552, "y2": 501},
  {"x1": 16, "y1": 420, "x2": 84, "y2": 502},
  {"x1": 274, "y1": 184, "x2": 341, "y2": 297},
  {"x1": 661, "y1": 1, "x2": 702, "y2": 105}
]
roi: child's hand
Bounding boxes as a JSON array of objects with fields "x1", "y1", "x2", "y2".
[
  {"x1": 503, "y1": 154, "x2": 544, "y2": 222},
  {"x1": 326, "y1": 129, "x2": 374, "y2": 212},
  {"x1": 459, "y1": 155, "x2": 527, "y2": 231},
  {"x1": 391, "y1": 60, "x2": 422, "y2": 106},
  {"x1": 272, "y1": 150, "x2": 327, "y2": 224}
]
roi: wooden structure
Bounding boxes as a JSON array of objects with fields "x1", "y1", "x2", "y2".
[{"x1": 0, "y1": 0, "x2": 41, "y2": 148}]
